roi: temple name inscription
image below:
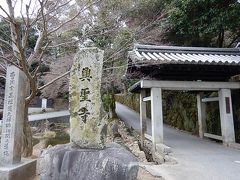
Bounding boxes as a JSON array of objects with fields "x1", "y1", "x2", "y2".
[{"x1": 69, "y1": 47, "x2": 107, "y2": 149}]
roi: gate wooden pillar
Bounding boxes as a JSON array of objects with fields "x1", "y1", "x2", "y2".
[
  {"x1": 218, "y1": 89, "x2": 235, "y2": 145},
  {"x1": 197, "y1": 93, "x2": 206, "y2": 138},
  {"x1": 140, "y1": 89, "x2": 147, "y2": 147},
  {"x1": 151, "y1": 88, "x2": 163, "y2": 152}
]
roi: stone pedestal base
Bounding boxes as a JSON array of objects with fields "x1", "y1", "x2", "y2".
[
  {"x1": 0, "y1": 158, "x2": 37, "y2": 180},
  {"x1": 40, "y1": 143, "x2": 138, "y2": 180}
]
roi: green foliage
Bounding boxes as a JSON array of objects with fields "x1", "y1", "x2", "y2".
[
  {"x1": 126, "y1": 0, "x2": 168, "y2": 23},
  {"x1": 115, "y1": 93, "x2": 140, "y2": 113},
  {"x1": 0, "y1": 20, "x2": 11, "y2": 42},
  {"x1": 39, "y1": 64, "x2": 50, "y2": 73},
  {"x1": 48, "y1": 131, "x2": 70, "y2": 146},
  {"x1": 163, "y1": 0, "x2": 240, "y2": 47},
  {"x1": 102, "y1": 93, "x2": 116, "y2": 112},
  {"x1": 0, "y1": 20, "x2": 11, "y2": 51},
  {"x1": 205, "y1": 102, "x2": 221, "y2": 136},
  {"x1": 80, "y1": 0, "x2": 136, "y2": 93},
  {"x1": 90, "y1": 30, "x2": 112, "y2": 48},
  {"x1": 63, "y1": 92, "x2": 69, "y2": 100},
  {"x1": 163, "y1": 91, "x2": 198, "y2": 134},
  {"x1": 27, "y1": 29, "x2": 38, "y2": 50},
  {"x1": 0, "y1": 18, "x2": 38, "y2": 50},
  {"x1": 0, "y1": 77, "x2": 5, "y2": 84},
  {"x1": 111, "y1": 29, "x2": 134, "y2": 53}
]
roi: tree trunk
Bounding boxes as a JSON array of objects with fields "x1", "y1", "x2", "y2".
[
  {"x1": 218, "y1": 28, "x2": 224, "y2": 48},
  {"x1": 123, "y1": 82, "x2": 128, "y2": 95},
  {"x1": 109, "y1": 92, "x2": 117, "y2": 119},
  {"x1": 21, "y1": 102, "x2": 33, "y2": 157}
]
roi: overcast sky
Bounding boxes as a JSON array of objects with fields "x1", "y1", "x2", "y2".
[{"x1": 0, "y1": 0, "x2": 38, "y2": 17}]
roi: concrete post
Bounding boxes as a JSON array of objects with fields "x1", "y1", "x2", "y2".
[
  {"x1": 197, "y1": 93, "x2": 206, "y2": 138},
  {"x1": 42, "y1": 98, "x2": 47, "y2": 109},
  {"x1": 218, "y1": 89, "x2": 235, "y2": 145},
  {"x1": 0, "y1": 66, "x2": 27, "y2": 164},
  {"x1": 140, "y1": 90, "x2": 147, "y2": 148},
  {"x1": 151, "y1": 88, "x2": 163, "y2": 152}
]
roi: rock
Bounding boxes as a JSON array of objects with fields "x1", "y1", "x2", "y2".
[
  {"x1": 33, "y1": 138, "x2": 48, "y2": 157},
  {"x1": 33, "y1": 131, "x2": 56, "y2": 157},
  {"x1": 112, "y1": 123, "x2": 122, "y2": 141},
  {"x1": 152, "y1": 152, "x2": 164, "y2": 164},
  {"x1": 130, "y1": 141, "x2": 147, "y2": 163},
  {"x1": 112, "y1": 123, "x2": 119, "y2": 135},
  {"x1": 156, "y1": 143, "x2": 172, "y2": 155},
  {"x1": 39, "y1": 143, "x2": 138, "y2": 180}
]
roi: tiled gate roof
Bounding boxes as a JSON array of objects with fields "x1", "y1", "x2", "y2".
[
  {"x1": 129, "y1": 44, "x2": 240, "y2": 65},
  {"x1": 127, "y1": 44, "x2": 240, "y2": 81}
]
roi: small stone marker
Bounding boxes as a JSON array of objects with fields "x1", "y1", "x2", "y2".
[
  {"x1": 69, "y1": 47, "x2": 107, "y2": 149},
  {"x1": 42, "y1": 98, "x2": 47, "y2": 109},
  {"x1": 0, "y1": 65, "x2": 27, "y2": 164}
]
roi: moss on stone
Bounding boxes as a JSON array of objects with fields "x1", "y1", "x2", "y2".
[{"x1": 69, "y1": 47, "x2": 107, "y2": 149}]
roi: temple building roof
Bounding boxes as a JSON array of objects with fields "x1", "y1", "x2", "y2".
[{"x1": 127, "y1": 44, "x2": 240, "y2": 81}]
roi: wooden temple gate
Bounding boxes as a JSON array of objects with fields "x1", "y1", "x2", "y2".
[{"x1": 127, "y1": 44, "x2": 240, "y2": 154}]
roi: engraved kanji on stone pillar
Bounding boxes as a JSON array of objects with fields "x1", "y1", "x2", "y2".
[
  {"x1": 69, "y1": 47, "x2": 107, "y2": 149},
  {"x1": 0, "y1": 66, "x2": 27, "y2": 164}
]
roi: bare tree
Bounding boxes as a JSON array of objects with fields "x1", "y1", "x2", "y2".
[{"x1": 0, "y1": 0, "x2": 100, "y2": 157}]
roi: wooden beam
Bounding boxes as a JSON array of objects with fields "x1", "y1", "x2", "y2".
[
  {"x1": 219, "y1": 89, "x2": 236, "y2": 145},
  {"x1": 204, "y1": 133, "x2": 223, "y2": 141},
  {"x1": 202, "y1": 97, "x2": 219, "y2": 102},
  {"x1": 151, "y1": 88, "x2": 163, "y2": 152},
  {"x1": 197, "y1": 93, "x2": 206, "y2": 138},
  {"x1": 141, "y1": 80, "x2": 240, "y2": 91},
  {"x1": 143, "y1": 96, "x2": 151, "y2": 102},
  {"x1": 140, "y1": 90, "x2": 147, "y2": 147}
]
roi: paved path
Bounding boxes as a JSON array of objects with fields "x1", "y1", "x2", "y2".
[
  {"x1": 116, "y1": 102, "x2": 240, "y2": 180},
  {"x1": 28, "y1": 110, "x2": 70, "y2": 121}
]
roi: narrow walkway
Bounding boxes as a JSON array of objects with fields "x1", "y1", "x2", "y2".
[
  {"x1": 28, "y1": 110, "x2": 70, "y2": 121},
  {"x1": 116, "y1": 102, "x2": 240, "y2": 180}
]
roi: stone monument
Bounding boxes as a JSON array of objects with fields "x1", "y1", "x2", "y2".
[
  {"x1": 0, "y1": 65, "x2": 36, "y2": 180},
  {"x1": 40, "y1": 47, "x2": 138, "y2": 180},
  {"x1": 69, "y1": 47, "x2": 107, "y2": 148}
]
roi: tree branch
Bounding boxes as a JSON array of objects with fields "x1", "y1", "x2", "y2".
[
  {"x1": 0, "y1": 75, "x2": 6, "y2": 79},
  {"x1": 48, "y1": 40, "x2": 79, "y2": 48},
  {"x1": 48, "y1": 0, "x2": 101, "y2": 35},
  {"x1": 32, "y1": 41, "x2": 50, "y2": 77},
  {"x1": 38, "y1": 70, "x2": 70, "y2": 91},
  {"x1": 44, "y1": 0, "x2": 71, "y2": 18},
  {"x1": 0, "y1": 5, "x2": 13, "y2": 23},
  {"x1": 0, "y1": 55, "x2": 20, "y2": 68},
  {"x1": 22, "y1": 2, "x2": 32, "y2": 49},
  {"x1": 0, "y1": 38, "x2": 13, "y2": 48},
  {"x1": 0, "y1": 60, "x2": 7, "y2": 70}
]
